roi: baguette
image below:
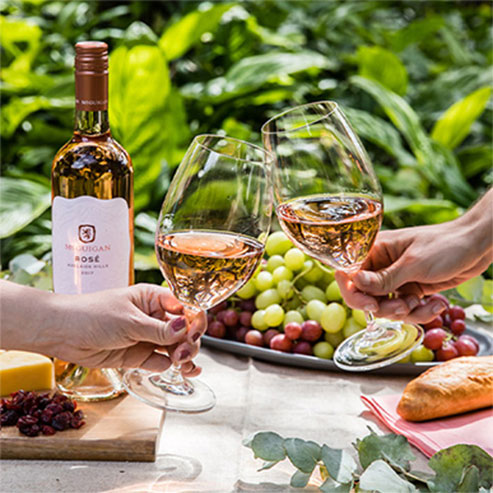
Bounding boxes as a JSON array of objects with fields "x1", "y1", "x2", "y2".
[{"x1": 397, "y1": 355, "x2": 493, "y2": 422}]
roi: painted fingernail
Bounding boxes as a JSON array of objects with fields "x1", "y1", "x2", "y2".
[
  {"x1": 171, "y1": 317, "x2": 186, "y2": 332},
  {"x1": 191, "y1": 332, "x2": 200, "y2": 342},
  {"x1": 432, "y1": 301, "x2": 447, "y2": 314},
  {"x1": 178, "y1": 349, "x2": 190, "y2": 361},
  {"x1": 358, "y1": 272, "x2": 371, "y2": 286},
  {"x1": 364, "y1": 304, "x2": 377, "y2": 312}
]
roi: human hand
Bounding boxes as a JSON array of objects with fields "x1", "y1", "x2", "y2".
[
  {"x1": 336, "y1": 215, "x2": 492, "y2": 323},
  {"x1": 50, "y1": 284, "x2": 207, "y2": 376}
]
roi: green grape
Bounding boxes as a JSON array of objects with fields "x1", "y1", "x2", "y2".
[
  {"x1": 352, "y1": 309, "x2": 367, "y2": 327},
  {"x1": 324, "y1": 330, "x2": 344, "y2": 347},
  {"x1": 299, "y1": 306, "x2": 308, "y2": 319},
  {"x1": 322, "y1": 270, "x2": 335, "y2": 285},
  {"x1": 321, "y1": 302, "x2": 346, "y2": 333},
  {"x1": 313, "y1": 341, "x2": 334, "y2": 359},
  {"x1": 273, "y1": 267, "x2": 293, "y2": 285},
  {"x1": 264, "y1": 304, "x2": 285, "y2": 327},
  {"x1": 284, "y1": 248, "x2": 306, "y2": 271},
  {"x1": 266, "y1": 231, "x2": 292, "y2": 256},
  {"x1": 285, "y1": 296, "x2": 302, "y2": 310},
  {"x1": 304, "y1": 265, "x2": 323, "y2": 283},
  {"x1": 301, "y1": 285, "x2": 326, "y2": 302},
  {"x1": 306, "y1": 299, "x2": 326, "y2": 323},
  {"x1": 397, "y1": 354, "x2": 411, "y2": 364},
  {"x1": 326, "y1": 280, "x2": 342, "y2": 301},
  {"x1": 482, "y1": 279, "x2": 493, "y2": 313},
  {"x1": 251, "y1": 310, "x2": 269, "y2": 331},
  {"x1": 161, "y1": 280, "x2": 169, "y2": 288},
  {"x1": 343, "y1": 317, "x2": 365, "y2": 339},
  {"x1": 277, "y1": 280, "x2": 293, "y2": 300},
  {"x1": 255, "y1": 288, "x2": 282, "y2": 309},
  {"x1": 237, "y1": 279, "x2": 257, "y2": 299},
  {"x1": 410, "y1": 344, "x2": 434, "y2": 363},
  {"x1": 295, "y1": 277, "x2": 309, "y2": 290},
  {"x1": 255, "y1": 271, "x2": 274, "y2": 291},
  {"x1": 267, "y1": 255, "x2": 285, "y2": 273},
  {"x1": 284, "y1": 310, "x2": 304, "y2": 327}
]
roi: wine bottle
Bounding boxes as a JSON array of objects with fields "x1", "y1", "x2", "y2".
[{"x1": 51, "y1": 41, "x2": 133, "y2": 401}]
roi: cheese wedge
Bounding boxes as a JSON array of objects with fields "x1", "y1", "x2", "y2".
[{"x1": 0, "y1": 351, "x2": 55, "y2": 396}]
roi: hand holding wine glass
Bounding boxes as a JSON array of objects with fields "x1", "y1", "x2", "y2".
[
  {"x1": 262, "y1": 101, "x2": 423, "y2": 371},
  {"x1": 123, "y1": 135, "x2": 273, "y2": 412}
]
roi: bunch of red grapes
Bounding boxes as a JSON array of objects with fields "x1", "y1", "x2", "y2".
[
  {"x1": 422, "y1": 295, "x2": 479, "y2": 361},
  {"x1": 207, "y1": 299, "x2": 327, "y2": 356}
]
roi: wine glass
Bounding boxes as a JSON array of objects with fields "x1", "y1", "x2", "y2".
[
  {"x1": 262, "y1": 101, "x2": 423, "y2": 371},
  {"x1": 123, "y1": 135, "x2": 273, "y2": 411}
]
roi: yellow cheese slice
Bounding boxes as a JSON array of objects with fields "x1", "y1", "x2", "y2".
[{"x1": 0, "y1": 351, "x2": 55, "y2": 396}]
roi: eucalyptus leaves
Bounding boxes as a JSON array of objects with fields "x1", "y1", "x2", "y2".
[{"x1": 244, "y1": 428, "x2": 493, "y2": 492}]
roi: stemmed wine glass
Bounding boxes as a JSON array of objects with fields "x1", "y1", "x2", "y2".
[
  {"x1": 123, "y1": 135, "x2": 273, "y2": 411},
  {"x1": 262, "y1": 101, "x2": 423, "y2": 371}
]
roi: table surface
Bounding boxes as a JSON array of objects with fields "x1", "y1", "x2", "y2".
[{"x1": 1, "y1": 345, "x2": 435, "y2": 493}]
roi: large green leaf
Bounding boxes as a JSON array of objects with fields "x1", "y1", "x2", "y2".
[
  {"x1": 359, "y1": 460, "x2": 418, "y2": 493},
  {"x1": 431, "y1": 86, "x2": 491, "y2": 149},
  {"x1": 183, "y1": 51, "x2": 333, "y2": 101},
  {"x1": 357, "y1": 46, "x2": 408, "y2": 95},
  {"x1": 159, "y1": 3, "x2": 233, "y2": 61},
  {"x1": 0, "y1": 177, "x2": 51, "y2": 238},
  {"x1": 389, "y1": 15, "x2": 445, "y2": 52},
  {"x1": 344, "y1": 107, "x2": 415, "y2": 166},
  {"x1": 109, "y1": 44, "x2": 170, "y2": 211},
  {"x1": 351, "y1": 76, "x2": 476, "y2": 206}
]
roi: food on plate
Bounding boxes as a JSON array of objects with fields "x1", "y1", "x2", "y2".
[
  {"x1": 397, "y1": 355, "x2": 493, "y2": 421},
  {"x1": 0, "y1": 351, "x2": 54, "y2": 396},
  {"x1": 206, "y1": 231, "x2": 483, "y2": 364}
]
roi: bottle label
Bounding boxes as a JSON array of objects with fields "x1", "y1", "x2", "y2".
[{"x1": 52, "y1": 196, "x2": 130, "y2": 294}]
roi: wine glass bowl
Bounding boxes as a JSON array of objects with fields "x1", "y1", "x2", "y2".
[
  {"x1": 123, "y1": 135, "x2": 273, "y2": 411},
  {"x1": 262, "y1": 101, "x2": 423, "y2": 371}
]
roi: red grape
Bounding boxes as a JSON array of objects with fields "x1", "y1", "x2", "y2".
[
  {"x1": 239, "y1": 299, "x2": 256, "y2": 312},
  {"x1": 423, "y1": 328, "x2": 448, "y2": 350},
  {"x1": 216, "y1": 310, "x2": 227, "y2": 324},
  {"x1": 300, "y1": 320, "x2": 323, "y2": 342},
  {"x1": 207, "y1": 313, "x2": 215, "y2": 326},
  {"x1": 284, "y1": 322, "x2": 302, "y2": 341},
  {"x1": 442, "y1": 313, "x2": 451, "y2": 328},
  {"x1": 239, "y1": 311, "x2": 252, "y2": 327},
  {"x1": 458, "y1": 335, "x2": 479, "y2": 352},
  {"x1": 454, "y1": 338, "x2": 478, "y2": 357},
  {"x1": 449, "y1": 306, "x2": 466, "y2": 321},
  {"x1": 270, "y1": 334, "x2": 293, "y2": 352},
  {"x1": 423, "y1": 316, "x2": 443, "y2": 331},
  {"x1": 207, "y1": 321, "x2": 226, "y2": 338},
  {"x1": 450, "y1": 319, "x2": 466, "y2": 336},
  {"x1": 293, "y1": 341, "x2": 313, "y2": 356},
  {"x1": 264, "y1": 329, "x2": 280, "y2": 346},
  {"x1": 210, "y1": 301, "x2": 228, "y2": 315},
  {"x1": 245, "y1": 330, "x2": 264, "y2": 347},
  {"x1": 427, "y1": 294, "x2": 450, "y2": 308},
  {"x1": 223, "y1": 309, "x2": 239, "y2": 327},
  {"x1": 235, "y1": 326, "x2": 249, "y2": 342},
  {"x1": 436, "y1": 341, "x2": 459, "y2": 361}
]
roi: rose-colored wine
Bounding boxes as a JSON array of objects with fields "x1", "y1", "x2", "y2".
[
  {"x1": 277, "y1": 195, "x2": 382, "y2": 271},
  {"x1": 156, "y1": 231, "x2": 263, "y2": 309}
]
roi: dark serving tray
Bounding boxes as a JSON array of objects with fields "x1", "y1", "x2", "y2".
[{"x1": 202, "y1": 326, "x2": 493, "y2": 376}]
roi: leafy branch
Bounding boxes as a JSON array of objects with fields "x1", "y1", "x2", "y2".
[{"x1": 244, "y1": 427, "x2": 493, "y2": 492}]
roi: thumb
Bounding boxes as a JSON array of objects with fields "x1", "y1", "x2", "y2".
[
  {"x1": 352, "y1": 257, "x2": 411, "y2": 296},
  {"x1": 129, "y1": 314, "x2": 187, "y2": 346}
]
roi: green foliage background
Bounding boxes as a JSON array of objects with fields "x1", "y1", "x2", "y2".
[{"x1": 1, "y1": 0, "x2": 492, "y2": 282}]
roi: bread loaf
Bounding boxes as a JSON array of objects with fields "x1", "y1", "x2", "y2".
[{"x1": 397, "y1": 355, "x2": 493, "y2": 421}]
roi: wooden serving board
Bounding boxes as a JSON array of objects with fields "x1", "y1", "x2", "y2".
[{"x1": 0, "y1": 395, "x2": 164, "y2": 462}]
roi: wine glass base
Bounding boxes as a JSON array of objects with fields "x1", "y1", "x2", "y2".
[
  {"x1": 333, "y1": 323, "x2": 424, "y2": 372},
  {"x1": 123, "y1": 369, "x2": 216, "y2": 413}
]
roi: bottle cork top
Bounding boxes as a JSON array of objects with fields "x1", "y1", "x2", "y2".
[{"x1": 75, "y1": 41, "x2": 108, "y2": 73}]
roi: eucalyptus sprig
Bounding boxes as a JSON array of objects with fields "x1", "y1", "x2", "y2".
[{"x1": 243, "y1": 427, "x2": 493, "y2": 492}]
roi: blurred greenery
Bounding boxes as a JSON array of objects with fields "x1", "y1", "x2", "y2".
[{"x1": 1, "y1": 0, "x2": 492, "y2": 281}]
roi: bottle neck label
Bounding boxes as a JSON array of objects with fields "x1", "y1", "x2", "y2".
[{"x1": 75, "y1": 72, "x2": 108, "y2": 112}]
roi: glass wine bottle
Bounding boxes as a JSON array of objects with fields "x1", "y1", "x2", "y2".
[{"x1": 51, "y1": 41, "x2": 133, "y2": 400}]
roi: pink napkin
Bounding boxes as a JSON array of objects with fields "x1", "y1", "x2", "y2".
[{"x1": 361, "y1": 394, "x2": 493, "y2": 458}]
